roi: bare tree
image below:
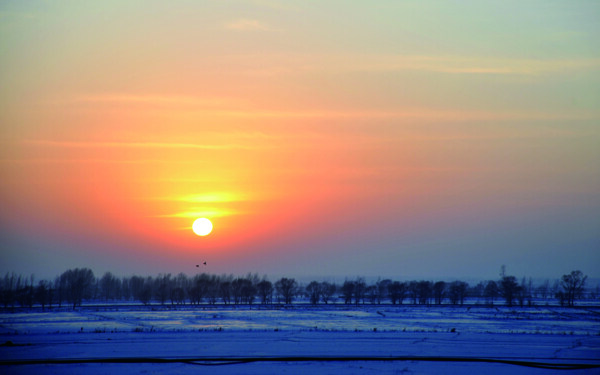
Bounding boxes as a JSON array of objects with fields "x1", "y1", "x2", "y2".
[
  {"x1": 275, "y1": 278, "x2": 297, "y2": 304},
  {"x1": 341, "y1": 280, "x2": 354, "y2": 304},
  {"x1": 484, "y1": 280, "x2": 499, "y2": 306},
  {"x1": 15, "y1": 275, "x2": 35, "y2": 308},
  {"x1": 60, "y1": 268, "x2": 95, "y2": 309},
  {"x1": 320, "y1": 282, "x2": 337, "y2": 304},
  {"x1": 388, "y1": 281, "x2": 406, "y2": 305},
  {"x1": 416, "y1": 281, "x2": 432, "y2": 305},
  {"x1": 138, "y1": 276, "x2": 153, "y2": 305},
  {"x1": 448, "y1": 281, "x2": 468, "y2": 305},
  {"x1": 35, "y1": 280, "x2": 50, "y2": 310},
  {"x1": 353, "y1": 278, "x2": 366, "y2": 305},
  {"x1": 366, "y1": 284, "x2": 378, "y2": 304},
  {"x1": 305, "y1": 281, "x2": 322, "y2": 305},
  {"x1": 407, "y1": 281, "x2": 419, "y2": 304},
  {"x1": 128, "y1": 275, "x2": 146, "y2": 304},
  {"x1": 154, "y1": 274, "x2": 172, "y2": 305},
  {"x1": 560, "y1": 270, "x2": 587, "y2": 307},
  {"x1": 500, "y1": 276, "x2": 520, "y2": 307},
  {"x1": 205, "y1": 274, "x2": 221, "y2": 304},
  {"x1": 231, "y1": 278, "x2": 244, "y2": 304},
  {"x1": 1, "y1": 273, "x2": 17, "y2": 308},
  {"x1": 234, "y1": 275, "x2": 258, "y2": 305},
  {"x1": 100, "y1": 272, "x2": 117, "y2": 301},
  {"x1": 220, "y1": 277, "x2": 232, "y2": 305},
  {"x1": 170, "y1": 273, "x2": 188, "y2": 305},
  {"x1": 257, "y1": 279, "x2": 273, "y2": 304},
  {"x1": 433, "y1": 281, "x2": 446, "y2": 305},
  {"x1": 189, "y1": 273, "x2": 210, "y2": 305},
  {"x1": 120, "y1": 277, "x2": 129, "y2": 301},
  {"x1": 376, "y1": 279, "x2": 391, "y2": 304}
]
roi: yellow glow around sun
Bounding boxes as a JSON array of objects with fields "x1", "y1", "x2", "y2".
[{"x1": 192, "y1": 218, "x2": 213, "y2": 236}]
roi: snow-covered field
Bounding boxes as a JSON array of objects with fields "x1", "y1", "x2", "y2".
[{"x1": 1, "y1": 305, "x2": 599, "y2": 374}]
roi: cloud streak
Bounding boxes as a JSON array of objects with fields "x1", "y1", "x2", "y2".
[
  {"x1": 226, "y1": 53, "x2": 600, "y2": 77},
  {"x1": 24, "y1": 140, "x2": 262, "y2": 150},
  {"x1": 158, "y1": 209, "x2": 241, "y2": 218},
  {"x1": 63, "y1": 93, "x2": 598, "y2": 122},
  {"x1": 73, "y1": 94, "x2": 242, "y2": 108},
  {"x1": 166, "y1": 192, "x2": 248, "y2": 203}
]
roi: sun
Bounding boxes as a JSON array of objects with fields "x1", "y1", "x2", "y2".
[{"x1": 192, "y1": 218, "x2": 213, "y2": 236}]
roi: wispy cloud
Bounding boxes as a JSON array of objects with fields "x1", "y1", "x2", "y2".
[
  {"x1": 46, "y1": 90, "x2": 600, "y2": 123},
  {"x1": 318, "y1": 55, "x2": 600, "y2": 76},
  {"x1": 158, "y1": 209, "x2": 241, "y2": 218},
  {"x1": 0, "y1": 158, "x2": 214, "y2": 165},
  {"x1": 24, "y1": 140, "x2": 260, "y2": 150},
  {"x1": 224, "y1": 52, "x2": 600, "y2": 77},
  {"x1": 169, "y1": 192, "x2": 247, "y2": 203},
  {"x1": 224, "y1": 18, "x2": 271, "y2": 31},
  {"x1": 74, "y1": 94, "x2": 237, "y2": 107}
]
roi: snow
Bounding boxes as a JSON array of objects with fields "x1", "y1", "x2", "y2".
[{"x1": 1, "y1": 305, "x2": 599, "y2": 374}]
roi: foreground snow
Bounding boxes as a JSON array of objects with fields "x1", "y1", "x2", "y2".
[{"x1": 1, "y1": 305, "x2": 599, "y2": 374}]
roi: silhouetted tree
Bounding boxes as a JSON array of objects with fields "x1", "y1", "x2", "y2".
[
  {"x1": 388, "y1": 281, "x2": 406, "y2": 305},
  {"x1": 220, "y1": 279, "x2": 232, "y2": 304},
  {"x1": 433, "y1": 281, "x2": 446, "y2": 305},
  {"x1": 100, "y1": 272, "x2": 117, "y2": 301},
  {"x1": 500, "y1": 276, "x2": 520, "y2": 307},
  {"x1": 257, "y1": 279, "x2": 273, "y2": 304},
  {"x1": 60, "y1": 268, "x2": 95, "y2": 309},
  {"x1": 155, "y1": 274, "x2": 172, "y2": 305},
  {"x1": 407, "y1": 281, "x2": 419, "y2": 304},
  {"x1": 470, "y1": 282, "x2": 485, "y2": 302},
  {"x1": 170, "y1": 273, "x2": 188, "y2": 305},
  {"x1": 305, "y1": 281, "x2": 322, "y2": 305},
  {"x1": 121, "y1": 277, "x2": 131, "y2": 301},
  {"x1": 55, "y1": 274, "x2": 67, "y2": 307},
  {"x1": 353, "y1": 278, "x2": 367, "y2": 305},
  {"x1": 128, "y1": 275, "x2": 146, "y2": 303},
  {"x1": 448, "y1": 281, "x2": 468, "y2": 305},
  {"x1": 518, "y1": 277, "x2": 533, "y2": 307},
  {"x1": 376, "y1": 279, "x2": 391, "y2": 304},
  {"x1": 205, "y1": 274, "x2": 221, "y2": 304},
  {"x1": 231, "y1": 278, "x2": 244, "y2": 304},
  {"x1": 366, "y1": 284, "x2": 378, "y2": 304},
  {"x1": 140, "y1": 284, "x2": 153, "y2": 305},
  {"x1": 35, "y1": 280, "x2": 50, "y2": 310},
  {"x1": 484, "y1": 280, "x2": 499, "y2": 306},
  {"x1": 233, "y1": 276, "x2": 256, "y2": 304},
  {"x1": 417, "y1": 281, "x2": 432, "y2": 305},
  {"x1": 15, "y1": 275, "x2": 35, "y2": 308},
  {"x1": 6, "y1": 267, "x2": 595, "y2": 309},
  {"x1": 13, "y1": 275, "x2": 24, "y2": 307},
  {"x1": 320, "y1": 282, "x2": 337, "y2": 304},
  {"x1": 1, "y1": 273, "x2": 17, "y2": 308},
  {"x1": 341, "y1": 280, "x2": 354, "y2": 304},
  {"x1": 275, "y1": 278, "x2": 297, "y2": 304},
  {"x1": 190, "y1": 273, "x2": 212, "y2": 304},
  {"x1": 560, "y1": 270, "x2": 587, "y2": 307}
]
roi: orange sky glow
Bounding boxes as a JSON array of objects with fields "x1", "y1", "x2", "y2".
[{"x1": 1, "y1": 1, "x2": 599, "y2": 280}]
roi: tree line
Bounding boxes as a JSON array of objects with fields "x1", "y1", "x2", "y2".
[{"x1": 0, "y1": 269, "x2": 591, "y2": 310}]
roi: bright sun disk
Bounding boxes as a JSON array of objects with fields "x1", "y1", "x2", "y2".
[{"x1": 192, "y1": 218, "x2": 213, "y2": 236}]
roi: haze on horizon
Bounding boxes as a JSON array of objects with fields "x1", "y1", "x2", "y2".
[{"x1": 1, "y1": 1, "x2": 599, "y2": 282}]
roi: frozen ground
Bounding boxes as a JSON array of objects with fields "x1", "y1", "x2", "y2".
[{"x1": 1, "y1": 305, "x2": 599, "y2": 374}]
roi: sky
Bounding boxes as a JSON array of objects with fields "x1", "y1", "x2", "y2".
[{"x1": 1, "y1": 1, "x2": 599, "y2": 282}]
